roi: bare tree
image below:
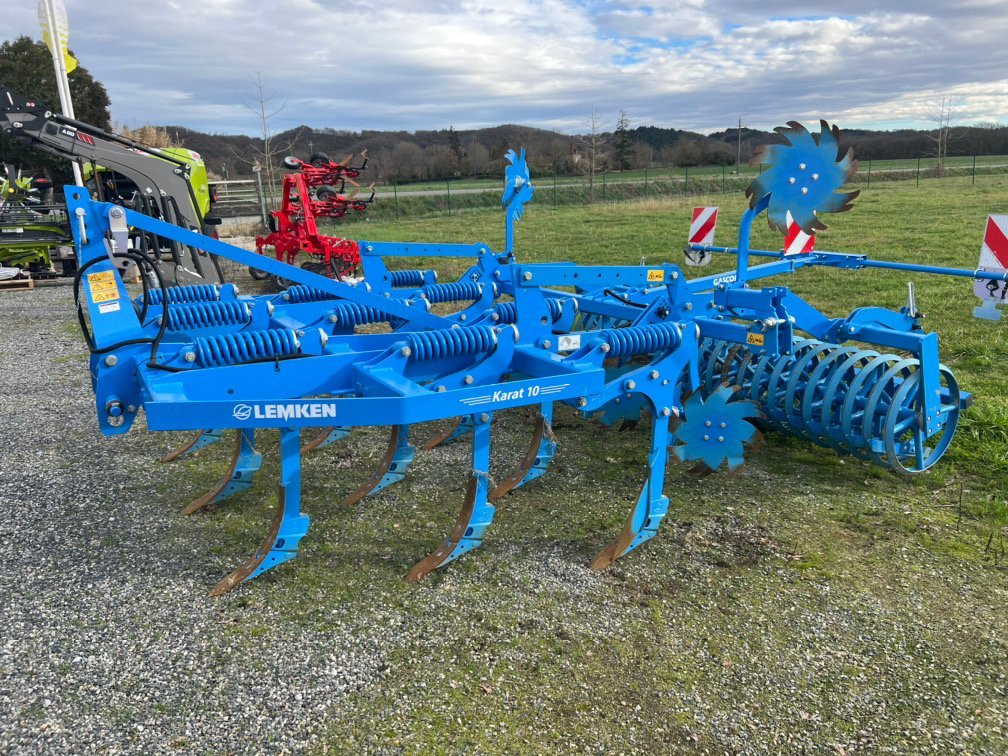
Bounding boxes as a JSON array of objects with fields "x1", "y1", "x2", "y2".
[
  {"x1": 232, "y1": 71, "x2": 301, "y2": 207},
  {"x1": 633, "y1": 141, "x2": 653, "y2": 170},
  {"x1": 115, "y1": 122, "x2": 174, "y2": 149},
  {"x1": 390, "y1": 141, "x2": 425, "y2": 182},
  {"x1": 577, "y1": 107, "x2": 609, "y2": 202},
  {"x1": 463, "y1": 140, "x2": 490, "y2": 177},
  {"x1": 928, "y1": 96, "x2": 958, "y2": 176}
]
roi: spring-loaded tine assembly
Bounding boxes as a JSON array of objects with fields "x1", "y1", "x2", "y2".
[
  {"x1": 342, "y1": 425, "x2": 416, "y2": 506},
  {"x1": 182, "y1": 429, "x2": 262, "y2": 516},
  {"x1": 63, "y1": 125, "x2": 998, "y2": 593},
  {"x1": 160, "y1": 428, "x2": 224, "y2": 463},
  {"x1": 591, "y1": 413, "x2": 671, "y2": 570},
  {"x1": 210, "y1": 428, "x2": 310, "y2": 595},
  {"x1": 405, "y1": 414, "x2": 495, "y2": 582},
  {"x1": 301, "y1": 425, "x2": 351, "y2": 454},
  {"x1": 489, "y1": 404, "x2": 557, "y2": 500}
]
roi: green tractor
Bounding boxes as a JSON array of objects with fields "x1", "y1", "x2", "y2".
[{"x1": 0, "y1": 164, "x2": 72, "y2": 276}]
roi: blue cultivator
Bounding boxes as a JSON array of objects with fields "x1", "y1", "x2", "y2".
[{"x1": 66, "y1": 126, "x2": 1001, "y2": 594}]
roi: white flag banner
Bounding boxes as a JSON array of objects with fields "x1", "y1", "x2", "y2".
[{"x1": 38, "y1": 0, "x2": 78, "y2": 74}]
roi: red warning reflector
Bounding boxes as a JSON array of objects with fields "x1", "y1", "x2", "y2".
[
  {"x1": 783, "y1": 212, "x2": 814, "y2": 256},
  {"x1": 689, "y1": 206, "x2": 717, "y2": 246}
]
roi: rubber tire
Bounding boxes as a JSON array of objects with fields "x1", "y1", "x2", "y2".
[
  {"x1": 309, "y1": 152, "x2": 331, "y2": 167},
  {"x1": 249, "y1": 265, "x2": 270, "y2": 281},
  {"x1": 316, "y1": 186, "x2": 339, "y2": 201},
  {"x1": 282, "y1": 156, "x2": 301, "y2": 170}
]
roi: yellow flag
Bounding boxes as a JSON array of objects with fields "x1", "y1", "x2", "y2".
[{"x1": 38, "y1": 0, "x2": 78, "y2": 74}]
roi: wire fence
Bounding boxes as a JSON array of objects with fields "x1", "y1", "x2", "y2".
[{"x1": 213, "y1": 155, "x2": 1008, "y2": 228}]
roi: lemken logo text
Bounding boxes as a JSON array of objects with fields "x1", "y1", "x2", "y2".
[{"x1": 232, "y1": 402, "x2": 337, "y2": 421}]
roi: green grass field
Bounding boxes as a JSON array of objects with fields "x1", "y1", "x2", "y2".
[
  {"x1": 336, "y1": 159, "x2": 1008, "y2": 223},
  {"x1": 202, "y1": 176, "x2": 1008, "y2": 751}
]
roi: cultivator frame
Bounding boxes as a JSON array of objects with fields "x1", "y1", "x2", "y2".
[{"x1": 66, "y1": 128, "x2": 1003, "y2": 594}]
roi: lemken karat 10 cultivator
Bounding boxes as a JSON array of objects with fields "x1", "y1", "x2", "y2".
[{"x1": 66, "y1": 121, "x2": 1007, "y2": 594}]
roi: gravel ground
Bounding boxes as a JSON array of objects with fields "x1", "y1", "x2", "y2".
[
  {"x1": 0, "y1": 287, "x2": 386, "y2": 754},
  {"x1": 1, "y1": 284, "x2": 1006, "y2": 754}
]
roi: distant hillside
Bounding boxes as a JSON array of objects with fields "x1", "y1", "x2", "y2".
[{"x1": 158, "y1": 120, "x2": 1008, "y2": 182}]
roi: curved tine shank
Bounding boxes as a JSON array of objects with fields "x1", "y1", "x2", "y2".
[
  {"x1": 181, "y1": 429, "x2": 261, "y2": 516},
  {"x1": 590, "y1": 415, "x2": 670, "y2": 570},
  {"x1": 301, "y1": 425, "x2": 350, "y2": 454},
  {"x1": 210, "y1": 487, "x2": 286, "y2": 596},
  {"x1": 405, "y1": 475, "x2": 480, "y2": 583},
  {"x1": 405, "y1": 416, "x2": 494, "y2": 582},
  {"x1": 422, "y1": 417, "x2": 463, "y2": 451},
  {"x1": 342, "y1": 425, "x2": 413, "y2": 506},
  {"x1": 489, "y1": 414, "x2": 545, "y2": 501},
  {"x1": 160, "y1": 429, "x2": 222, "y2": 463},
  {"x1": 210, "y1": 428, "x2": 310, "y2": 595}
]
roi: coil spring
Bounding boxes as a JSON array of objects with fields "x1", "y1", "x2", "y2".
[
  {"x1": 598, "y1": 322, "x2": 683, "y2": 359},
  {"x1": 145, "y1": 284, "x2": 220, "y2": 305},
  {"x1": 165, "y1": 300, "x2": 250, "y2": 331},
  {"x1": 492, "y1": 298, "x2": 568, "y2": 325},
  {"x1": 405, "y1": 325, "x2": 497, "y2": 362},
  {"x1": 697, "y1": 337, "x2": 960, "y2": 473},
  {"x1": 389, "y1": 269, "x2": 427, "y2": 288},
  {"x1": 329, "y1": 301, "x2": 388, "y2": 328},
  {"x1": 421, "y1": 281, "x2": 483, "y2": 304},
  {"x1": 193, "y1": 328, "x2": 300, "y2": 367},
  {"x1": 283, "y1": 285, "x2": 338, "y2": 304}
]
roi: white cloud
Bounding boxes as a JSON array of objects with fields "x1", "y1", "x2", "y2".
[{"x1": 1, "y1": 0, "x2": 1005, "y2": 134}]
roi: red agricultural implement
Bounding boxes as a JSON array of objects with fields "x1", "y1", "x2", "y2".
[{"x1": 254, "y1": 152, "x2": 375, "y2": 279}]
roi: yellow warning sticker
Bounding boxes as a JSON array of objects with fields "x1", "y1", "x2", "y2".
[
  {"x1": 87, "y1": 271, "x2": 119, "y2": 304},
  {"x1": 646, "y1": 269, "x2": 664, "y2": 282},
  {"x1": 746, "y1": 332, "x2": 765, "y2": 347}
]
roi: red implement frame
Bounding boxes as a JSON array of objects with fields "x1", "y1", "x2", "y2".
[{"x1": 255, "y1": 153, "x2": 374, "y2": 277}]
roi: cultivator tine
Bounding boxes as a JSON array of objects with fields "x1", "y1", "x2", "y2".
[
  {"x1": 210, "y1": 428, "x2": 310, "y2": 595},
  {"x1": 300, "y1": 425, "x2": 351, "y2": 454},
  {"x1": 342, "y1": 425, "x2": 415, "y2": 505},
  {"x1": 405, "y1": 415, "x2": 494, "y2": 582},
  {"x1": 160, "y1": 428, "x2": 223, "y2": 463},
  {"x1": 421, "y1": 416, "x2": 473, "y2": 450},
  {"x1": 182, "y1": 428, "x2": 262, "y2": 515},
  {"x1": 489, "y1": 406, "x2": 557, "y2": 500},
  {"x1": 591, "y1": 415, "x2": 670, "y2": 571}
]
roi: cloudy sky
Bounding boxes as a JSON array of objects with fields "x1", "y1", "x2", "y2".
[{"x1": 4, "y1": 0, "x2": 1007, "y2": 136}]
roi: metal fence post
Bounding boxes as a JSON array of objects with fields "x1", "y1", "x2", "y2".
[
  {"x1": 916, "y1": 155, "x2": 921, "y2": 187},
  {"x1": 553, "y1": 172, "x2": 557, "y2": 207},
  {"x1": 394, "y1": 180, "x2": 399, "y2": 221},
  {"x1": 684, "y1": 166, "x2": 689, "y2": 194},
  {"x1": 446, "y1": 180, "x2": 451, "y2": 215},
  {"x1": 644, "y1": 168, "x2": 648, "y2": 197},
  {"x1": 973, "y1": 154, "x2": 977, "y2": 185},
  {"x1": 253, "y1": 167, "x2": 268, "y2": 227},
  {"x1": 867, "y1": 158, "x2": 871, "y2": 189},
  {"x1": 602, "y1": 171, "x2": 606, "y2": 202},
  {"x1": 722, "y1": 164, "x2": 726, "y2": 193}
]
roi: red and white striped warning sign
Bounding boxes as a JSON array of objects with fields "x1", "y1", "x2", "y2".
[
  {"x1": 974, "y1": 214, "x2": 1008, "y2": 312},
  {"x1": 688, "y1": 207, "x2": 718, "y2": 246},
  {"x1": 977, "y1": 214, "x2": 1008, "y2": 271},
  {"x1": 783, "y1": 211, "x2": 814, "y2": 256}
]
